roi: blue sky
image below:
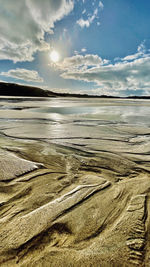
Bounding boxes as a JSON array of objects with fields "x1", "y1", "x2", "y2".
[{"x1": 0, "y1": 0, "x2": 150, "y2": 96}]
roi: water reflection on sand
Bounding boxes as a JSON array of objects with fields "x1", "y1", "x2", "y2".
[
  {"x1": 0, "y1": 97, "x2": 150, "y2": 266},
  {"x1": 0, "y1": 97, "x2": 150, "y2": 147}
]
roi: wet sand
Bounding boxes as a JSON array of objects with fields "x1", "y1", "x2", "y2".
[{"x1": 0, "y1": 97, "x2": 150, "y2": 266}]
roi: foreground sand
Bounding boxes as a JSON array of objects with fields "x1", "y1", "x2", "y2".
[{"x1": 0, "y1": 97, "x2": 150, "y2": 266}]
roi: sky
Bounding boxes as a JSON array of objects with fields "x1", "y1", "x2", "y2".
[{"x1": 0, "y1": 0, "x2": 150, "y2": 96}]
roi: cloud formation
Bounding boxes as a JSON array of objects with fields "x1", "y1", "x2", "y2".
[
  {"x1": 77, "y1": 1, "x2": 104, "y2": 28},
  {"x1": 0, "y1": 0, "x2": 74, "y2": 62},
  {"x1": 56, "y1": 45, "x2": 150, "y2": 94},
  {"x1": 121, "y1": 42, "x2": 146, "y2": 62},
  {"x1": 55, "y1": 54, "x2": 108, "y2": 71},
  {"x1": 99, "y1": 1, "x2": 104, "y2": 10},
  {"x1": 1, "y1": 69, "x2": 43, "y2": 83},
  {"x1": 81, "y1": 48, "x2": 87, "y2": 53},
  {"x1": 77, "y1": 8, "x2": 98, "y2": 28}
]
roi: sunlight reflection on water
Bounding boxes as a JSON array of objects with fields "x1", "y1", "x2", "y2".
[{"x1": 0, "y1": 97, "x2": 150, "y2": 140}]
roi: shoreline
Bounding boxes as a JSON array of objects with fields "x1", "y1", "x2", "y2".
[
  {"x1": 0, "y1": 97, "x2": 150, "y2": 266},
  {"x1": 1, "y1": 81, "x2": 150, "y2": 99}
]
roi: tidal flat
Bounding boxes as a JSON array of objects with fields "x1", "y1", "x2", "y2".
[{"x1": 0, "y1": 97, "x2": 150, "y2": 266}]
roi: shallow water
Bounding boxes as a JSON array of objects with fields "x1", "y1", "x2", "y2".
[
  {"x1": 0, "y1": 97, "x2": 150, "y2": 147},
  {"x1": 0, "y1": 97, "x2": 150, "y2": 122}
]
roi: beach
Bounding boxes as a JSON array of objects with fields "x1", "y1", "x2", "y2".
[{"x1": 0, "y1": 97, "x2": 150, "y2": 266}]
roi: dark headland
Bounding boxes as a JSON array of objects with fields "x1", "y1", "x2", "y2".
[{"x1": 0, "y1": 81, "x2": 150, "y2": 99}]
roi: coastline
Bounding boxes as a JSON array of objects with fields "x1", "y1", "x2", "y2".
[{"x1": 0, "y1": 81, "x2": 150, "y2": 99}]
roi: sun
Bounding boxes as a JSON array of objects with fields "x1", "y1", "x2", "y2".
[{"x1": 50, "y1": 50, "x2": 59, "y2": 63}]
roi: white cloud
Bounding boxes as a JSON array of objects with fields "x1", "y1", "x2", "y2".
[
  {"x1": 49, "y1": 87, "x2": 84, "y2": 95},
  {"x1": 27, "y1": 0, "x2": 74, "y2": 32},
  {"x1": 56, "y1": 45, "x2": 150, "y2": 93},
  {"x1": 99, "y1": 1, "x2": 104, "y2": 10},
  {"x1": 74, "y1": 50, "x2": 79, "y2": 55},
  {"x1": 77, "y1": 7, "x2": 98, "y2": 28},
  {"x1": 74, "y1": 48, "x2": 87, "y2": 55},
  {"x1": 82, "y1": 9, "x2": 86, "y2": 14},
  {"x1": 81, "y1": 48, "x2": 87, "y2": 53},
  {"x1": 137, "y1": 42, "x2": 146, "y2": 53},
  {"x1": 77, "y1": 0, "x2": 104, "y2": 29},
  {"x1": 55, "y1": 54, "x2": 105, "y2": 72},
  {"x1": 0, "y1": 79, "x2": 7, "y2": 83},
  {"x1": 0, "y1": 0, "x2": 74, "y2": 62},
  {"x1": 77, "y1": 18, "x2": 90, "y2": 28},
  {"x1": 122, "y1": 42, "x2": 146, "y2": 61},
  {"x1": 1, "y1": 68, "x2": 43, "y2": 83}
]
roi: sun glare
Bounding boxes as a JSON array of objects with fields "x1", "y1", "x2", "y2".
[{"x1": 50, "y1": 50, "x2": 59, "y2": 63}]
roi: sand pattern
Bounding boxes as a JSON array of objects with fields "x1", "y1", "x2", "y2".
[
  {"x1": 0, "y1": 150, "x2": 43, "y2": 181},
  {"x1": 0, "y1": 98, "x2": 150, "y2": 266}
]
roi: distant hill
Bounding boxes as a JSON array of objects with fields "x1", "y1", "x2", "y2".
[
  {"x1": 0, "y1": 82, "x2": 52, "y2": 97},
  {"x1": 0, "y1": 82, "x2": 150, "y2": 99},
  {"x1": 0, "y1": 82, "x2": 116, "y2": 97}
]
